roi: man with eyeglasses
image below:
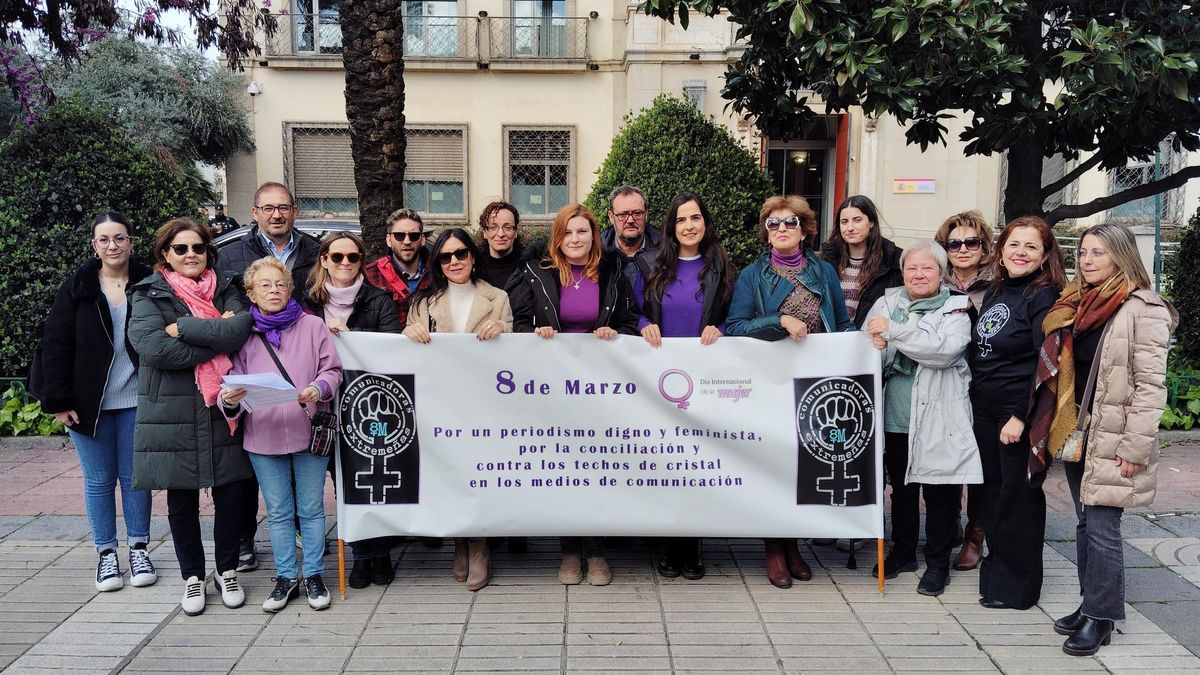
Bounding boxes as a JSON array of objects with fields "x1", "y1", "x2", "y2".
[
  {"x1": 476, "y1": 201, "x2": 532, "y2": 290},
  {"x1": 218, "y1": 182, "x2": 320, "y2": 302},
  {"x1": 599, "y1": 185, "x2": 661, "y2": 270},
  {"x1": 364, "y1": 208, "x2": 433, "y2": 326}
]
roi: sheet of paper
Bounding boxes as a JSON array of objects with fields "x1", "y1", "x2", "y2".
[{"x1": 221, "y1": 372, "x2": 299, "y2": 412}]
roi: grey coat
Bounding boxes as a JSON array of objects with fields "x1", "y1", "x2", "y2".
[
  {"x1": 866, "y1": 287, "x2": 981, "y2": 485},
  {"x1": 128, "y1": 271, "x2": 254, "y2": 490}
]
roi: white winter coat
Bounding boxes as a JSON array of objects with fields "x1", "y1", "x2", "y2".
[{"x1": 866, "y1": 287, "x2": 982, "y2": 485}]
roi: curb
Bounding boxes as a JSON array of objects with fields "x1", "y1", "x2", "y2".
[
  {"x1": 1160, "y1": 430, "x2": 1200, "y2": 445},
  {"x1": 0, "y1": 435, "x2": 70, "y2": 450}
]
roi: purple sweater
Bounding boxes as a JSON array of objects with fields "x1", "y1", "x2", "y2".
[
  {"x1": 226, "y1": 313, "x2": 343, "y2": 455},
  {"x1": 633, "y1": 257, "x2": 713, "y2": 337}
]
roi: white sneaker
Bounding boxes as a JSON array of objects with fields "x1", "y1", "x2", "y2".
[
  {"x1": 305, "y1": 575, "x2": 331, "y2": 611},
  {"x1": 95, "y1": 550, "x2": 123, "y2": 592},
  {"x1": 128, "y1": 545, "x2": 158, "y2": 587},
  {"x1": 262, "y1": 577, "x2": 299, "y2": 613},
  {"x1": 181, "y1": 576, "x2": 205, "y2": 615},
  {"x1": 214, "y1": 570, "x2": 245, "y2": 609}
]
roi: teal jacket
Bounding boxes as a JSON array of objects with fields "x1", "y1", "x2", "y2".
[{"x1": 726, "y1": 250, "x2": 856, "y2": 339}]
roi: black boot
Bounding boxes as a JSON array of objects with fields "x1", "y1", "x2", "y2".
[
  {"x1": 916, "y1": 567, "x2": 949, "y2": 596},
  {"x1": 370, "y1": 554, "x2": 395, "y2": 586},
  {"x1": 1063, "y1": 617, "x2": 1113, "y2": 656},
  {"x1": 348, "y1": 557, "x2": 372, "y2": 589},
  {"x1": 680, "y1": 539, "x2": 705, "y2": 581},
  {"x1": 656, "y1": 540, "x2": 682, "y2": 579},
  {"x1": 1054, "y1": 606, "x2": 1085, "y2": 636}
]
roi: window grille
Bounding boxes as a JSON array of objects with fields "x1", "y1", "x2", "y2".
[{"x1": 505, "y1": 127, "x2": 573, "y2": 216}]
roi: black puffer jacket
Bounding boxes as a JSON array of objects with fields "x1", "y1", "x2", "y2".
[
  {"x1": 508, "y1": 252, "x2": 640, "y2": 334},
  {"x1": 36, "y1": 258, "x2": 154, "y2": 436},
  {"x1": 128, "y1": 271, "x2": 254, "y2": 490},
  {"x1": 303, "y1": 282, "x2": 403, "y2": 333},
  {"x1": 216, "y1": 225, "x2": 321, "y2": 300},
  {"x1": 819, "y1": 237, "x2": 903, "y2": 327}
]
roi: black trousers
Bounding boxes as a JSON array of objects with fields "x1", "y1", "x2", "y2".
[
  {"x1": 975, "y1": 411, "x2": 1045, "y2": 609},
  {"x1": 167, "y1": 477, "x2": 254, "y2": 580},
  {"x1": 883, "y1": 432, "x2": 961, "y2": 568}
]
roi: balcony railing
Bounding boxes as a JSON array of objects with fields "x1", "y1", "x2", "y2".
[{"x1": 264, "y1": 12, "x2": 590, "y2": 62}]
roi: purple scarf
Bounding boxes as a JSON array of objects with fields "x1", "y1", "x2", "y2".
[
  {"x1": 250, "y1": 298, "x2": 304, "y2": 347},
  {"x1": 771, "y1": 247, "x2": 806, "y2": 269}
]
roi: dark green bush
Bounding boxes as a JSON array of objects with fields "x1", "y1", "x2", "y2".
[
  {"x1": 0, "y1": 103, "x2": 198, "y2": 376},
  {"x1": 1167, "y1": 209, "x2": 1200, "y2": 368},
  {"x1": 584, "y1": 95, "x2": 775, "y2": 269}
]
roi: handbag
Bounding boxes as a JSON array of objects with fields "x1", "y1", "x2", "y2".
[
  {"x1": 1056, "y1": 324, "x2": 1109, "y2": 463},
  {"x1": 258, "y1": 334, "x2": 337, "y2": 457}
]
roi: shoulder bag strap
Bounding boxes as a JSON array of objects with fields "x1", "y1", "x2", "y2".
[
  {"x1": 257, "y1": 333, "x2": 311, "y2": 417},
  {"x1": 1075, "y1": 321, "x2": 1112, "y2": 430}
]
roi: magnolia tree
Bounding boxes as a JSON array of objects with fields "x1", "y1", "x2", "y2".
[{"x1": 641, "y1": 0, "x2": 1200, "y2": 225}]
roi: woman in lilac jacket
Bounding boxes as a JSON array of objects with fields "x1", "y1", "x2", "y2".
[{"x1": 221, "y1": 257, "x2": 343, "y2": 613}]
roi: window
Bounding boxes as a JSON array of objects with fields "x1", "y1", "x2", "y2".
[
  {"x1": 403, "y1": 1, "x2": 460, "y2": 57},
  {"x1": 1106, "y1": 141, "x2": 1183, "y2": 226},
  {"x1": 403, "y1": 126, "x2": 467, "y2": 216},
  {"x1": 286, "y1": 124, "x2": 358, "y2": 215},
  {"x1": 683, "y1": 80, "x2": 707, "y2": 114},
  {"x1": 505, "y1": 127, "x2": 573, "y2": 216},
  {"x1": 511, "y1": 0, "x2": 568, "y2": 58},
  {"x1": 294, "y1": 0, "x2": 343, "y2": 54}
]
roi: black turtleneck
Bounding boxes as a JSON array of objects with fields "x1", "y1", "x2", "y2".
[
  {"x1": 480, "y1": 245, "x2": 525, "y2": 290},
  {"x1": 969, "y1": 273, "x2": 1059, "y2": 421}
]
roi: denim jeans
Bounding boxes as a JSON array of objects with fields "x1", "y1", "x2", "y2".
[
  {"x1": 1064, "y1": 458, "x2": 1126, "y2": 620},
  {"x1": 248, "y1": 451, "x2": 328, "y2": 580},
  {"x1": 68, "y1": 408, "x2": 151, "y2": 554}
]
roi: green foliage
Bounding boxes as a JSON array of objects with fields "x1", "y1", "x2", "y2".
[
  {"x1": 0, "y1": 102, "x2": 198, "y2": 376},
  {"x1": 584, "y1": 95, "x2": 775, "y2": 269},
  {"x1": 1161, "y1": 364, "x2": 1200, "y2": 430},
  {"x1": 0, "y1": 383, "x2": 64, "y2": 436},
  {"x1": 1167, "y1": 209, "x2": 1200, "y2": 366},
  {"x1": 48, "y1": 37, "x2": 254, "y2": 167}
]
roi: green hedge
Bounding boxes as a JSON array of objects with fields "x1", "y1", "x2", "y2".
[
  {"x1": 584, "y1": 95, "x2": 775, "y2": 269},
  {"x1": 1167, "y1": 209, "x2": 1200, "y2": 367},
  {"x1": 0, "y1": 103, "x2": 198, "y2": 376}
]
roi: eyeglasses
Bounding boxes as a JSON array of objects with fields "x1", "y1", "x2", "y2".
[
  {"x1": 482, "y1": 224, "x2": 516, "y2": 234},
  {"x1": 389, "y1": 231, "x2": 424, "y2": 242},
  {"x1": 945, "y1": 237, "x2": 983, "y2": 252},
  {"x1": 168, "y1": 243, "x2": 207, "y2": 256},
  {"x1": 327, "y1": 252, "x2": 361, "y2": 264},
  {"x1": 254, "y1": 204, "x2": 295, "y2": 215},
  {"x1": 437, "y1": 249, "x2": 471, "y2": 265},
  {"x1": 764, "y1": 216, "x2": 802, "y2": 231},
  {"x1": 94, "y1": 235, "x2": 130, "y2": 248},
  {"x1": 1077, "y1": 248, "x2": 1108, "y2": 260},
  {"x1": 254, "y1": 280, "x2": 291, "y2": 292},
  {"x1": 612, "y1": 210, "x2": 646, "y2": 222}
]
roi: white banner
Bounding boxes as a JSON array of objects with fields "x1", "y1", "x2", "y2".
[{"x1": 333, "y1": 332, "x2": 884, "y2": 540}]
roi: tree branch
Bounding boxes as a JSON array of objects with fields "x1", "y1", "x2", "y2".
[
  {"x1": 1040, "y1": 148, "x2": 1112, "y2": 199},
  {"x1": 1044, "y1": 165, "x2": 1200, "y2": 225}
]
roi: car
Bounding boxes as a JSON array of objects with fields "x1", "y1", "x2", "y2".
[{"x1": 213, "y1": 218, "x2": 361, "y2": 249}]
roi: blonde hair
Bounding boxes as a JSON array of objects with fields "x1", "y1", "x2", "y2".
[
  {"x1": 1076, "y1": 223, "x2": 1151, "y2": 290},
  {"x1": 307, "y1": 232, "x2": 366, "y2": 304},
  {"x1": 935, "y1": 210, "x2": 995, "y2": 266},
  {"x1": 546, "y1": 204, "x2": 601, "y2": 286},
  {"x1": 243, "y1": 256, "x2": 293, "y2": 297}
]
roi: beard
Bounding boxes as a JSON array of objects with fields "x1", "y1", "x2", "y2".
[{"x1": 619, "y1": 231, "x2": 643, "y2": 246}]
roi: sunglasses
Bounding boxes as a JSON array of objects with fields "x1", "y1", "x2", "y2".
[
  {"x1": 764, "y1": 216, "x2": 802, "y2": 231},
  {"x1": 168, "y1": 243, "x2": 207, "y2": 256},
  {"x1": 945, "y1": 237, "x2": 983, "y2": 252},
  {"x1": 437, "y1": 249, "x2": 471, "y2": 265},
  {"x1": 327, "y1": 252, "x2": 362, "y2": 264},
  {"x1": 389, "y1": 231, "x2": 424, "y2": 242}
]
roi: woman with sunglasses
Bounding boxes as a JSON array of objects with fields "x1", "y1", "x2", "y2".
[
  {"x1": 727, "y1": 195, "x2": 855, "y2": 588},
  {"x1": 303, "y1": 232, "x2": 402, "y2": 590},
  {"x1": 404, "y1": 228, "x2": 512, "y2": 591},
  {"x1": 129, "y1": 218, "x2": 255, "y2": 616},
  {"x1": 632, "y1": 192, "x2": 734, "y2": 582},
  {"x1": 221, "y1": 257, "x2": 343, "y2": 613},
  {"x1": 509, "y1": 204, "x2": 639, "y2": 586},
  {"x1": 36, "y1": 212, "x2": 157, "y2": 593},
  {"x1": 820, "y1": 195, "x2": 903, "y2": 328},
  {"x1": 933, "y1": 211, "x2": 995, "y2": 572}
]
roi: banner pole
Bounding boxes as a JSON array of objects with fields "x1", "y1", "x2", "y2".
[
  {"x1": 877, "y1": 538, "x2": 885, "y2": 595},
  {"x1": 338, "y1": 538, "x2": 346, "y2": 600}
]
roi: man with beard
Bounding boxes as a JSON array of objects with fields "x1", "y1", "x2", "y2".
[
  {"x1": 599, "y1": 185, "x2": 661, "y2": 272},
  {"x1": 218, "y1": 182, "x2": 320, "y2": 300},
  {"x1": 365, "y1": 208, "x2": 433, "y2": 327}
]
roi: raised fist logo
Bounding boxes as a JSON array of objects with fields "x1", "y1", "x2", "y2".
[
  {"x1": 795, "y1": 377, "x2": 874, "y2": 464},
  {"x1": 356, "y1": 388, "x2": 402, "y2": 444},
  {"x1": 341, "y1": 373, "x2": 416, "y2": 459},
  {"x1": 813, "y1": 395, "x2": 861, "y2": 452}
]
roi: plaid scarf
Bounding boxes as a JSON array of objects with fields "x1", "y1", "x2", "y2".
[{"x1": 1026, "y1": 275, "x2": 1130, "y2": 485}]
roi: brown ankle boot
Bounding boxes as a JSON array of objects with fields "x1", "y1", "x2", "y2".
[
  {"x1": 953, "y1": 524, "x2": 984, "y2": 571},
  {"x1": 452, "y1": 537, "x2": 469, "y2": 582},
  {"x1": 764, "y1": 539, "x2": 791, "y2": 588},
  {"x1": 466, "y1": 540, "x2": 490, "y2": 591},
  {"x1": 559, "y1": 551, "x2": 583, "y2": 585},
  {"x1": 783, "y1": 538, "x2": 812, "y2": 581}
]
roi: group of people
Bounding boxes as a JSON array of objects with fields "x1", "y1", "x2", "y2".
[{"x1": 36, "y1": 180, "x2": 1175, "y2": 657}]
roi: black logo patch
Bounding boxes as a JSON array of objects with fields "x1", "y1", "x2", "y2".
[
  {"x1": 794, "y1": 375, "x2": 877, "y2": 507},
  {"x1": 339, "y1": 372, "x2": 420, "y2": 505}
]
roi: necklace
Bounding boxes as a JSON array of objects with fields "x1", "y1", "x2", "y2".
[{"x1": 570, "y1": 268, "x2": 584, "y2": 290}]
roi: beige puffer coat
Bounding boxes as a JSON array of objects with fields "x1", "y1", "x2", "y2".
[{"x1": 1079, "y1": 290, "x2": 1177, "y2": 508}]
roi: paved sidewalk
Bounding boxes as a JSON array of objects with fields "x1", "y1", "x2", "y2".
[{"x1": 1, "y1": 438, "x2": 1199, "y2": 674}]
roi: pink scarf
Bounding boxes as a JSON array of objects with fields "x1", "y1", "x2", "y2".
[{"x1": 161, "y1": 268, "x2": 233, "y2": 407}]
